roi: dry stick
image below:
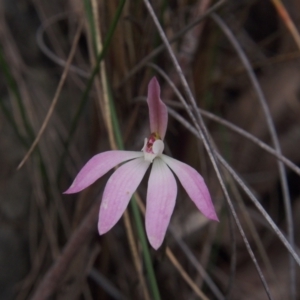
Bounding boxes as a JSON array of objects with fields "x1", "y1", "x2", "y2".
[
  {"x1": 168, "y1": 226, "x2": 224, "y2": 300},
  {"x1": 17, "y1": 19, "x2": 84, "y2": 170},
  {"x1": 83, "y1": 12, "x2": 110, "y2": 146},
  {"x1": 166, "y1": 248, "x2": 210, "y2": 300},
  {"x1": 271, "y1": 0, "x2": 300, "y2": 51},
  {"x1": 228, "y1": 180, "x2": 281, "y2": 297},
  {"x1": 91, "y1": 0, "x2": 117, "y2": 151},
  {"x1": 165, "y1": 101, "x2": 300, "y2": 177},
  {"x1": 36, "y1": 12, "x2": 90, "y2": 78},
  {"x1": 140, "y1": 3, "x2": 273, "y2": 295},
  {"x1": 34, "y1": 4, "x2": 70, "y2": 69},
  {"x1": 123, "y1": 210, "x2": 151, "y2": 300},
  {"x1": 31, "y1": 200, "x2": 99, "y2": 300},
  {"x1": 168, "y1": 108, "x2": 300, "y2": 267},
  {"x1": 199, "y1": 109, "x2": 300, "y2": 176},
  {"x1": 211, "y1": 13, "x2": 296, "y2": 300}
]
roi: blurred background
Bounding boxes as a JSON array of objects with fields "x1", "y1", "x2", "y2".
[{"x1": 1, "y1": 0, "x2": 300, "y2": 299}]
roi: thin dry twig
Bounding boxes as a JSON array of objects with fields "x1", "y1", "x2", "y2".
[
  {"x1": 166, "y1": 248, "x2": 210, "y2": 300},
  {"x1": 228, "y1": 179, "x2": 282, "y2": 297},
  {"x1": 17, "y1": 18, "x2": 84, "y2": 170},
  {"x1": 167, "y1": 107, "x2": 300, "y2": 267},
  {"x1": 122, "y1": 209, "x2": 151, "y2": 300},
  {"x1": 271, "y1": 0, "x2": 300, "y2": 51},
  {"x1": 211, "y1": 13, "x2": 295, "y2": 299},
  {"x1": 90, "y1": 0, "x2": 117, "y2": 151},
  {"x1": 165, "y1": 100, "x2": 300, "y2": 177},
  {"x1": 36, "y1": 12, "x2": 90, "y2": 78}
]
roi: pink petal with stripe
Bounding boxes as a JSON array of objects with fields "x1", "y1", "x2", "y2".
[
  {"x1": 64, "y1": 151, "x2": 143, "y2": 194},
  {"x1": 98, "y1": 157, "x2": 150, "y2": 234},
  {"x1": 162, "y1": 155, "x2": 218, "y2": 221},
  {"x1": 147, "y1": 77, "x2": 168, "y2": 139},
  {"x1": 146, "y1": 158, "x2": 177, "y2": 249}
]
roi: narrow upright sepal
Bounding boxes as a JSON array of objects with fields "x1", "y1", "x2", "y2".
[{"x1": 147, "y1": 77, "x2": 168, "y2": 139}]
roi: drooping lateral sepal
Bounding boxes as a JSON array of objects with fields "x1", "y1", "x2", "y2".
[
  {"x1": 162, "y1": 154, "x2": 218, "y2": 221},
  {"x1": 64, "y1": 151, "x2": 143, "y2": 194},
  {"x1": 98, "y1": 157, "x2": 150, "y2": 234}
]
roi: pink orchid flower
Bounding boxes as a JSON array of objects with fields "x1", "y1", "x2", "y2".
[{"x1": 64, "y1": 77, "x2": 218, "y2": 249}]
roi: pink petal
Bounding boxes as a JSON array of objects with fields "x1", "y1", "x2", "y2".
[
  {"x1": 147, "y1": 77, "x2": 168, "y2": 139},
  {"x1": 146, "y1": 158, "x2": 177, "y2": 249},
  {"x1": 64, "y1": 151, "x2": 143, "y2": 194},
  {"x1": 162, "y1": 155, "x2": 218, "y2": 221},
  {"x1": 98, "y1": 157, "x2": 150, "y2": 234}
]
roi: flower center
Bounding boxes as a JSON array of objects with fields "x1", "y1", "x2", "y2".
[{"x1": 142, "y1": 132, "x2": 164, "y2": 162}]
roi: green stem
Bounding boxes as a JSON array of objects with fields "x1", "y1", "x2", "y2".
[
  {"x1": 130, "y1": 196, "x2": 161, "y2": 300},
  {"x1": 83, "y1": 0, "x2": 97, "y2": 53}
]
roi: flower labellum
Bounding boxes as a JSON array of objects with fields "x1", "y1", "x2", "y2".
[{"x1": 64, "y1": 77, "x2": 218, "y2": 249}]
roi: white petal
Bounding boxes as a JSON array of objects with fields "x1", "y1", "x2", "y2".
[{"x1": 146, "y1": 158, "x2": 177, "y2": 249}]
